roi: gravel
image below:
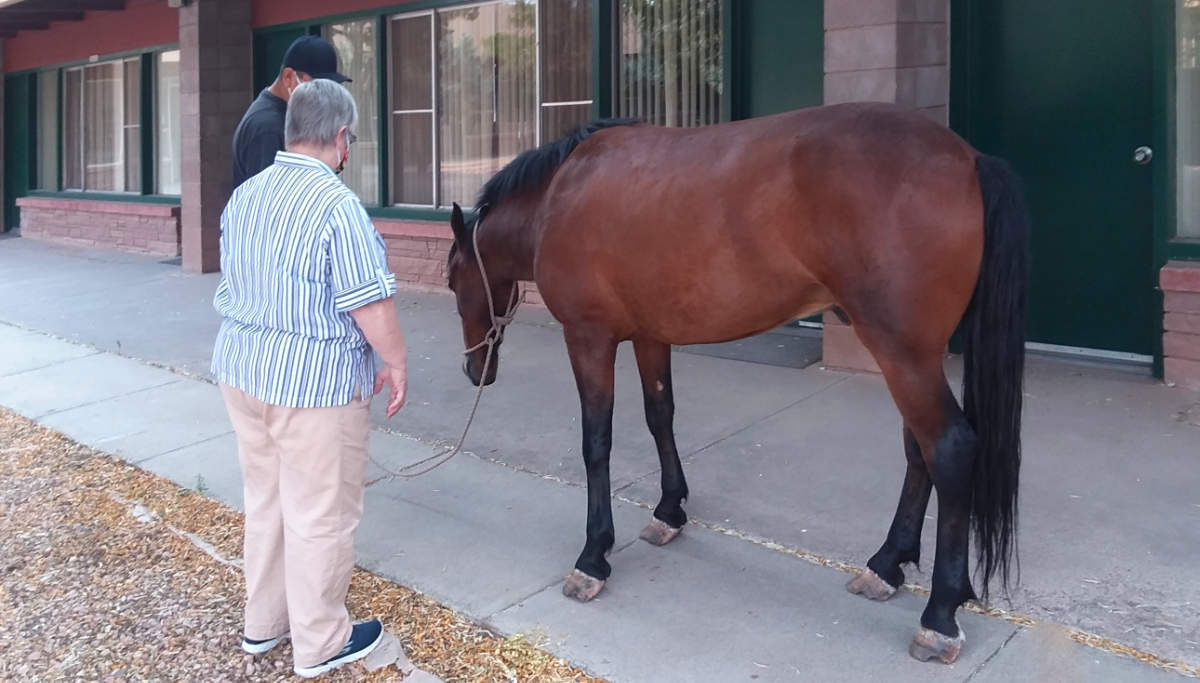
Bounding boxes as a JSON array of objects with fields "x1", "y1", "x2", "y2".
[{"x1": 0, "y1": 409, "x2": 604, "y2": 683}]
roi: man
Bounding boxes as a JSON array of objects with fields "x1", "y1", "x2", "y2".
[
  {"x1": 212, "y1": 79, "x2": 408, "y2": 679},
  {"x1": 231, "y1": 35, "x2": 349, "y2": 190}
]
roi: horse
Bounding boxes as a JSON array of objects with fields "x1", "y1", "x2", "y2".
[{"x1": 444, "y1": 101, "x2": 1028, "y2": 664}]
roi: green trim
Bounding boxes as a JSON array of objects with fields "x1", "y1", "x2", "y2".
[
  {"x1": 377, "y1": 14, "x2": 390, "y2": 207},
  {"x1": 55, "y1": 68, "x2": 63, "y2": 192},
  {"x1": 27, "y1": 190, "x2": 180, "y2": 205},
  {"x1": 368, "y1": 206, "x2": 452, "y2": 223},
  {"x1": 1166, "y1": 241, "x2": 1200, "y2": 260},
  {"x1": 720, "y1": 0, "x2": 735, "y2": 122},
  {"x1": 948, "y1": 0, "x2": 974, "y2": 141},
  {"x1": 140, "y1": 54, "x2": 155, "y2": 196},
  {"x1": 1151, "y1": 0, "x2": 1173, "y2": 378},
  {"x1": 592, "y1": 0, "x2": 613, "y2": 118},
  {"x1": 26, "y1": 75, "x2": 38, "y2": 186},
  {"x1": 28, "y1": 73, "x2": 42, "y2": 191}
]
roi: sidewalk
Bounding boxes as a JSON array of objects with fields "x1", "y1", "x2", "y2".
[{"x1": 2, "y1": 237, "x2": 1197, "y2": 681}]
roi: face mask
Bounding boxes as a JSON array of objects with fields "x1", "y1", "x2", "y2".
[
  {"x1": 335, "y1": 130, "x2": 355, "y2": 175},
  {"x1": 287, "y1": 71, "x2": 304, "y2": 96}
]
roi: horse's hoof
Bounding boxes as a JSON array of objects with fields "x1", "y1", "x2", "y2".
[
  {"x1": 639, "y1": 518, "x2": 682, "y2": 546},
  {"x1": 845, "y1": 569, "x2": 897, "y2": 601},
  {"x1": 562, "y1": 569, "x2": 605, "y2": 602},
  {"x1": 909, "y1": 625, "x2": 965, "y2": 664}
]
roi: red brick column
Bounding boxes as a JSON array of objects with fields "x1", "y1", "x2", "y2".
[
  {"x1": 1162, "y1": 261, "x2": 1200, "y2": 389},
  {"x1": 179, "y1": 0, "x2": 251, "y2": 273}
]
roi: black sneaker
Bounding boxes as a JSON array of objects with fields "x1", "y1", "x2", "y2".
[
  {"x1": 293, "y1": 618, "x2": 384, "y2": 679},
  {"x1": 241, "y1": 632, "x2": 289, "y2": 655}
]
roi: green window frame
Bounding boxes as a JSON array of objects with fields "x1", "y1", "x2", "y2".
[{"x1": 26, "y1": 43, "x2": 182, "y2": 205}]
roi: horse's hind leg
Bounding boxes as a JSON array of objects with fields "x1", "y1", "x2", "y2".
[
  {"x1": 633, "y1": 338, "x2": 689, "y2": 546},
  {"x1": 846, "y1": 426, "x2": 931, "y2": 600},
  {"x1": 861, "y1": 347, "x2": 977, "y2": 664}
]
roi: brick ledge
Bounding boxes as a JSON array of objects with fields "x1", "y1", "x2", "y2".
[
  {"x1": 16, "y1": 196, "x2": 180, "y2": 218},
  {"x1": 373, "y1": 218, "x2": 452, "y2": 241},
  {"x1": 1161, "y1": 260, "x2": 1200, "y2": 294}
]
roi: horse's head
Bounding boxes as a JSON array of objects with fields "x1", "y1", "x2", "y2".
[{"x1": 448, "y1": 203, "x2": 516, "y2": 387}]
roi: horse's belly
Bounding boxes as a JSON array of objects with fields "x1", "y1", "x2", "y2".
[{"x1": 637, "y1": 277, "x2": 835, "y2": 345}]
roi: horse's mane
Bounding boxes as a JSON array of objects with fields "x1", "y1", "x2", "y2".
[{"x1": 474, "y1": 118, "x2": 640, "y2": 213}]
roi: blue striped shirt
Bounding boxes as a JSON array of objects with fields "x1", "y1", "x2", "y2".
[{"x1": 211, "y1": 151, "x2": 396, "y2": 408}]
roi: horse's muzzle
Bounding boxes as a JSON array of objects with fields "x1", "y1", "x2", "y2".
[{"x1": 463, "y1": 354, "x2": 499, "y2": 387}]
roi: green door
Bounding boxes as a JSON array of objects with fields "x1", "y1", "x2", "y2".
[
  {"x1": 952, "y1": 0, "x2": 1156, "y2": 355},
  {"x1": 4, "y1": 74, "x2": 33, "y2": 232}
]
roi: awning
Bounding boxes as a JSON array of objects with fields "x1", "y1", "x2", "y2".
[{"x1": 0, "y1": 0, "x2": 126, "y2": 40}]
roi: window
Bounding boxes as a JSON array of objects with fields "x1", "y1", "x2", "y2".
[
  {"x1": 390, "y1": 13, "x2": 434, "y2": 205},
  {"x1": 1179, "y1": 0, "x2": 1200, "y2": 238},
  {"x1": 156, "y1": 50, "x2": 182, "y2": 196},
  {"x1": 326, "y1": 19, "x2": 379, "y2": 204},
  {"x1": 388, "y1": 0, "x2": 592, "y2": 208},
  {"x1": 616, "y1": 0, "x2": 723, "y2": 127},
  {"x1": 540, "y1": 0, "x2": 593, "y2": 140},
  {"x1": 62, "y1": 57, "x2": 141, "y2": 192},
  {"x1": 36, "y1": 72, "x2": 58, "y2": 190}
]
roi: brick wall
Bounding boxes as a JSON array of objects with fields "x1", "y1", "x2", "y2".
[
  {"x1": 179, "y1": 0, "x2": 251, "y2": 273},
  {"x1": 377, "y1": 219, "x2": 453, "y2": 292},
  {"x1": 376, "y1": 218, "x2": 544, "y2": 304},
  {"x1": 16, "y1": 197, "x2": 181, "y2": 257},
  {"x1": 1162, "y1": 261, "x2": 1200, "y2": 390}
]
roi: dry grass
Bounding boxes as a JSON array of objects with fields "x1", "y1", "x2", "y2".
[{"x1": 0, "y1": 409, "x2": 605, "y2": 683}]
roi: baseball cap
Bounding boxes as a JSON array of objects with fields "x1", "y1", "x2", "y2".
[{"x1": 282, "y1": 35, "x2": 351, "y2": 83}]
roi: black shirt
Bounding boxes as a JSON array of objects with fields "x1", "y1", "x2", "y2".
[{"x1": 231, "y1": 89, "x2": 287, "y2": 190}]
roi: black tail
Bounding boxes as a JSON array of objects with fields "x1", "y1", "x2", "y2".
[{"x1": 962, "y1": 154, "x2": 1030, "y2": 601}]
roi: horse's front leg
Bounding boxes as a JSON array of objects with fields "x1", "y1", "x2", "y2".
[
  {"x1": 633, "y1": 338, "x2": 688, "y2": 546},
  {"x1": 561, "y1": 328, "x2": 619, "y2": 602}
]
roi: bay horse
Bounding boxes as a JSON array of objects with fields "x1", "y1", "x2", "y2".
[{"x1": 445, "y1": 102, "x2": 1028, "y2": 664}]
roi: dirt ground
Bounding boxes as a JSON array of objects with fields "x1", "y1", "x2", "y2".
[{"x1": 0, "y1": 409, "x2": 604, "y2": 683}]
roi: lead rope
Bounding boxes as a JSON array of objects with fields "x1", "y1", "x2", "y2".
[{"x1": 365, "y1": 213, "x2": 521, "y2": 485}]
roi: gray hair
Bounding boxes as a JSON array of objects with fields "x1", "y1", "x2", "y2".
[{"x1": 284, "y1": 79, "x2": 358, "y2": 148}]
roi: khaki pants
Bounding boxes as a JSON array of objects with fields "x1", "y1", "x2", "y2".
[{"x1": 220, "y1": 384, "x2": 371, "y2": 668}]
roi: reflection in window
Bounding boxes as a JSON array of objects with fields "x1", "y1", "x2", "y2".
[
  {"x1": 157, "y1": 50, "x2": 182, "y2": 195},
  {"x1": 1179, "y1": 0, "x2": 1200, "y2": 238},
  {"x1": 389, "y1": 1, "x2": 592, "y2": 209},
  {"x1": 36, "y1": 71, "x2": 58, "y2": 190},
  {"x1": 327, "y1": 19, "x2": 379, "y2": 205},
  {"x1": 63, "y1": 58, "x2": 141, "y2": 192},
  {"x1": 617, "y1": 0, "x2": 723, "y2": 127},
  {"x1": 540, "y1": 0, "x2": 593, "y2": 141}
]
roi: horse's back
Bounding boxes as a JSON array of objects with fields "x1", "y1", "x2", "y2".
[{"x1": 535, "y1": 103, "x2": 984, "y2": 344}]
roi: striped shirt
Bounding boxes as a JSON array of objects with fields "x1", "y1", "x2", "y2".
[{"x1": 211, "y1": 151, "x2": 396, "y2": 408}]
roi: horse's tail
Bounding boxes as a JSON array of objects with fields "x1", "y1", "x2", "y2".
[{"x1": 962, "y1": 154, "x2": 1030, "y2": 601}]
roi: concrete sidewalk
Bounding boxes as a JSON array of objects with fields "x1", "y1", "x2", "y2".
[{"x1": 1, "y1": 237, "x2": 1197, "y2": 681}]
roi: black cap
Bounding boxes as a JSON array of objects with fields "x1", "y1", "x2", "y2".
[{"x1": 282, "y1": 35, "x2": 350, "y2": 83}]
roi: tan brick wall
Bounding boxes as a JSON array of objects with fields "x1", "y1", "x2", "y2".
[
  {"x1": 179, "y1": 0, "x2": 251, "y2": 273},
  {"x1": 1161, "y1": 261, "x2": 1200, "y2": 390},
  {"x1": 376, "y1": 218, "x2": 543, "y2": 304},
  {"x1": 16, "y1": 197, "x2": 181, "y2": 257}
]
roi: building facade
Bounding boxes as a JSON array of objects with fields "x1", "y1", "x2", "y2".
[{"x1": 1, "y1": 0, "x2": 1198, "y2": 387}]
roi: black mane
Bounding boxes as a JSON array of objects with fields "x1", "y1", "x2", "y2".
[{"x1": 474, "y1": 118, "x2": 639, "y2": 212}]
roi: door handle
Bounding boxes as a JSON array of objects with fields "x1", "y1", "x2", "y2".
[{"x1": 1133, "y1": 146, "x2": 1153, "y2": 165}]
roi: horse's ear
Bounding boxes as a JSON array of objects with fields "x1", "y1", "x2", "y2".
[{"x1": 449, "y1": 203, "x2": 469, "y2": 245}]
